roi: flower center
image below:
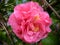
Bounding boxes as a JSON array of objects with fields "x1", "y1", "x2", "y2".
[
  {"x1": 34, "y1": 15, "x2": 40, "y2": 21},
  {"x1": 34, "y1": 26, "x2": 39, "y2": 32},
  {"x1": 32, "y1": 15, "x2": 40, "y2": 32}
]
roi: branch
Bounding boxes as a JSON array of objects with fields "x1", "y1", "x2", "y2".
[
  {"x1": 1, "y1": 22, "x2": 14, "y2": 45},
  {"x1": 0, "y1": 14, "x2": 14, "y2": 45},
  {"x1": 50, "y1": 0, "x2": 56, "y2": 5},
  {"x1": 43, "y1": 0, "x2": 60, "y2": 19}
]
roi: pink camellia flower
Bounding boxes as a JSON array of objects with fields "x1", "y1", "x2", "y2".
[{"x1": 8, "y1": 1, "x2": 52, "y2": 43}]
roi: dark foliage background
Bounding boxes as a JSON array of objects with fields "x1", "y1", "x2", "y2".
[{"x1": 0, "y1": 0, "x2": 60, "y2": 45}]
